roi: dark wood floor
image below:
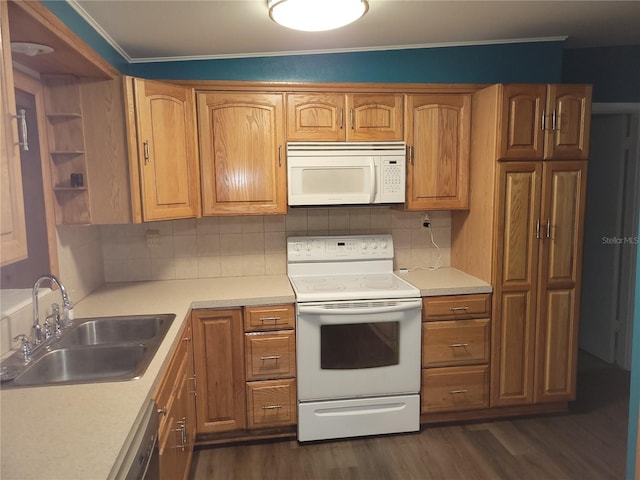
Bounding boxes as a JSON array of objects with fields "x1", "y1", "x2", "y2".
[{"x1": 189, "y1": 351, "x2": 630, "y2": 480}]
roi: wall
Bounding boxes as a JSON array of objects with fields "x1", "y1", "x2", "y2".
[
  {"x1": 41, "y1": 1, "x2": 564, "y2": 84},
  {"x1": 563, "y1": 46, "x2": 640, "y2": 102},
  {"x1": 561, "y1": 43, "x2": 640, "y2": 480},
  {"x1": 127, "y1": 42, "x2": 563, "y2": 83},
  {"x1": 0, "y1": 226, "x2": 104, "y2": 356},
  {"x1": 100, "y1": 208, "x2": 450, "y2": 283}
]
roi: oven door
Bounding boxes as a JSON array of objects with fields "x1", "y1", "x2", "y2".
[{"x1": 296, "y1": 298, "x2": 422, "y2": 401}]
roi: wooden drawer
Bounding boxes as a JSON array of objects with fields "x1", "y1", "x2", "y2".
[
  {"x1": 422, "y1": 294, "x2": 491, "y2": 321},
  {"x1": 246, "y1": 379, "x2": 297, "y2": 428},
  {"x1": 422, "y1": 319, "x2": 489, "y2": 367},
  {"x1": 245, "y1": 330, "x2": 296, "y2": 381},
  {"x1": 421, "y1": 365, "x2": 489, "y2": 413},
  {"x1": 244, "y1": 304, "x2": 295, "y2": 331}
]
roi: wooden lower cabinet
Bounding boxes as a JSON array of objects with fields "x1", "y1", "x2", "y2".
[
  {"x1": 156, "y1": 321, "x2": 196, "y2": 480},
  {"x1": 243, "y1": 305, "x2": 297, "y2": 429},
  {"x1": 192, "y1": 305, "x2": 297, "y2": 443},
  {"x1": 192, "y1": 308, "x2": 246, "y2": 434},
  {"x1": 246, "y1": 379, "x2": 297, "y2": 429},
  {"x1": 422, "y1": 365, "x2": 489, "y2": 413},
  {"x1": 421, "y1": 293, "x2": 491, "y2": 415}
]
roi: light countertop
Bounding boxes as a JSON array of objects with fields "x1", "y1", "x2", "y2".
[
  {"x1": 0, "y1": 268, "x2": 490, "y2": 480},
  {"x1": 0, "y1": 276, "x2": 295, "y2": 480},
  {"x1": 396, "y1": 267, "x2": 492, "y2": 296}
]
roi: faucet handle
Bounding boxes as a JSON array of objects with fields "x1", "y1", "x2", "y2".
[
  {"x1": 43, "y1": 318, "x2": 53, "y2": 340},
  {"x1": 13, "y1": 334, "x2": 31, "y2": 362}
]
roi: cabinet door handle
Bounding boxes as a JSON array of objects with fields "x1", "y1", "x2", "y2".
[
  {"x1": 449, "y1": 389, "x2": 468, "y2": 395},
  {"x1": 409, "y1": 145, "x2": 414, "y2": 165},
  {"x1": 546, "y1": 218, "x2": 551, "y2": 238},
  {"x1": 143, "y1": 140, "x2": 151, "y2": 164},
  {"x1": 339, "y1": 107, "x2": 343, "y2": 129},
  {"x1": 261, "y1": 404, "x2": 282, "y2": 410},
  {"x1": 260, "y1": 316, "x2": 281, "y2": 323},
  {"x1": 449, "y1": 306, "x2": 469, "y2": 312},
  {"x1": 448, "y1": 343, "x2": 469, "y2": 348},
  {"x1": 13, "y1": 109, "x2": 29, "y2": 151},
  {"x1": 173, "y1": 418, "x2": 186, "y2": 451},
  {"x1": 551, "y1": 110, "x2": 557, "y2": 131},
  {"x1": 189, "y1": 375, "x2": 197, "y2": 395},
  {"x1": 157, "y1": 407, "x2": 167, "y2": 415},
  {"x1": 536, "y1": 218, "x2": 541, "y2": 239},
  {"x1": 260, "y1": 355, "x2": 281, "y2": 361},
  {"x1": 350, "y1": 108, "x2": 355, "y2": 130},
  {"x1": 278, "y1": 145, "x2": 282, "y2": 167},
  {"x1": 541, "y1": 110, "x2": 547, "y2": 131}
]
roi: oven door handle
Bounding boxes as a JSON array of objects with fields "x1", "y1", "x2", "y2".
[{"x1": 298, "y1": 300, "x2": 421, "y2": 316}]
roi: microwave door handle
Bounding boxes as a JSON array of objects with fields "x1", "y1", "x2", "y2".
[{"x1": 369, "y1": 158, "x2": 376, "y2": 202}]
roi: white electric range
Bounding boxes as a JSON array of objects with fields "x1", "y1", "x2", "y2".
[{"x1": 287, "y1": 234, "x2": 422, "y2": 442}]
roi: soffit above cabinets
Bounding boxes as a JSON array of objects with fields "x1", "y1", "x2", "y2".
[{"x1": 7, "y1": 1, "x2": 116, "y2": 78}]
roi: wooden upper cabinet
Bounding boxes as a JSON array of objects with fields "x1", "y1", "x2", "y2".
[
  {"x1": 404, "y1": 94, "x2": 470, "y2": 210},
  {"x1": 285, "y1": 93, "x2": 403, "y2": 141},
  {"x1": 498, "y1": 84, "x2": 546, "y2": 160},
  {"x1": 347, "y1": 93, "x2": 404, "y2": 140},
  {"x1": 544, "y1": 85, "x2": 591, "y2": 160},
  {"x1": 286, "y1": 93, "x2": 344, "y2": 141},
  {"x1": 0, "y1": 0, "x2": 27, "y2": 265},
  {"x1": 197, "y1": 91, "x2": 286, "y2": 215},
  {"x1": 125, "y1": 77, "x2": 201, "y2": 222},
  {"x1": 498, "y1": 84, "x2": 591, "y2": 161}
]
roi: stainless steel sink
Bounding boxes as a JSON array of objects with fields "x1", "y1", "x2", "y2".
[
  {"x1": 0, "y1": 313, "x2": 176, "y2": 389},
  {"x1": 13, "y1": 344, "x2": 148, "y2": 386},
  {"x1": 59, "y1": 314, "x2": 175, "y2": 347}
]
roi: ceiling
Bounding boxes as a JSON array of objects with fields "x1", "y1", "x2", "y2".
[{"x1": 69, "y1": 0, "x2": 640, "y2": 63}]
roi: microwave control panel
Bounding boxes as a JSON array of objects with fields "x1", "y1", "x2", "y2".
[{"x1": 382, "y1": 159, "x2": 404, "y2": 195}]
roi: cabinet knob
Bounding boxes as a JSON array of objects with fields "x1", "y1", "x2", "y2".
[{"x1": 157, "y1": 407, "x2": 167, "y2": 415}]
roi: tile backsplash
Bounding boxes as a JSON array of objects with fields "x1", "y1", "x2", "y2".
[{"x1": 100, "y1": 207, "x2": 451, "y2": 282}]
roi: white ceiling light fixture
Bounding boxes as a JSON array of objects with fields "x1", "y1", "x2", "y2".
[
  {"x1": 268, "y1": 0, "x2": 369, "y2": 32},
  {"x1": 10, "y1": 42, "x2": 55, "y2": 57}
]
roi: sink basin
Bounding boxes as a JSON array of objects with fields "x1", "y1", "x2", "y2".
[
  {"x1": 60, "y1": 314, "x2": 175, "y2": 347},
  {"x1": 13, "y1": 345, "x2": 148, "y2": 386},
  {"x1": 0, "y1": 313, "x2": 176, "y2": 389}
]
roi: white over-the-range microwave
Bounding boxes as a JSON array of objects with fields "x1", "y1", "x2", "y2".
[{"x1": 287, "y1": 141, "x2": 406, "y2": 206}]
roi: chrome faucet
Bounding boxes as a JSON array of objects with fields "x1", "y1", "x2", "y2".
[{"x1": 32, "y1": 274, "x2": 71, "y2": 345}]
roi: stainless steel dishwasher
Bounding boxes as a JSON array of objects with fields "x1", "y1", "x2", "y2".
[{"x1": 113, "y1": 399, "x2": 160, "y2": 480}]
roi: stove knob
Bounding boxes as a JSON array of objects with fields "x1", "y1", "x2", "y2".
[
  {"x1": 294, "y1": 243, "x2": 301, "y2": 251},
  {"x1": 370, "y1": 241, "x2": 378, "y2": 249},
  {"x1": 361, "y1": 242, "x2": 368, "y2": 249},
  {"x1": 304, "y1": 242, "x2": 311, "y2": 251}
]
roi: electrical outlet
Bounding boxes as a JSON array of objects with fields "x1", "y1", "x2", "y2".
[
  {"x1": 146, "y1": 229, "x2": 160, "y2": 247},
  {"x1": 422, "y1": 213, "x2": 431, "y2": 229}
]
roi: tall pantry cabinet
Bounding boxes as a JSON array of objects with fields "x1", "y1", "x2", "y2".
[{"x1": 451, "y1": 83, "x2": 591, "y2": 408}]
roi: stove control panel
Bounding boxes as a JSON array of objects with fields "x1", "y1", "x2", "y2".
[{"x1": 288, "y1": 234, "x2": 393, "y2": 262}]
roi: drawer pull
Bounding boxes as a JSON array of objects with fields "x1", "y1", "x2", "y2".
[
  {"x1": 448, "y1": 343, "x2": 469, "y2": 348},
  {"x1": 449, "y1": 306, "x2": 470, "y2": 312},
  {"x1": 260, "y1": 355, "x2": 282, "y2": 361},
  {"x1": 260, "y1": 316, "x2": 281, "y2": 323},
  {"x1": 261, "y1": 404, "x2": 282, "y2": 410},
  {"x1": 449, "y1": 389, "x2": 468, "y2": 395}
]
